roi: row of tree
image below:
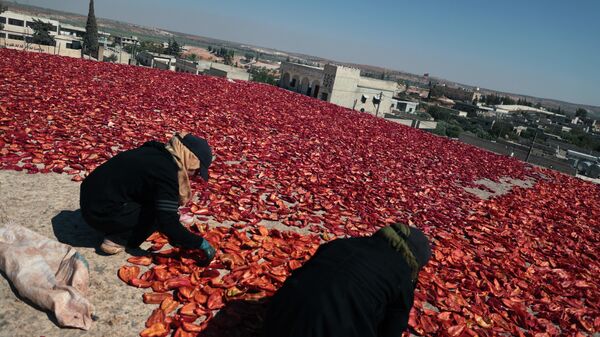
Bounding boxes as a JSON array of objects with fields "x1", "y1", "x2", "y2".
[
  {"x1": 122, "y1": 39, "x2": 182, "y2": 57},
  {"x1": 208, "y1": 46, "x2": 235, "y2": 65},
  {"x1": 480, "y1": 94, "x2": 548, "y2": 109}
]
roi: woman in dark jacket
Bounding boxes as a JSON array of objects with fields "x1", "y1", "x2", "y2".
[
  {"x1": 80, "y1": 132, "x2": 215, "y2": 260},
  {"x1": 263, "y1": 223, "x2": 431, "y2": 337}
]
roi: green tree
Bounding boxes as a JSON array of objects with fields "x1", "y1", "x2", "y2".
[
  {"x1": 223, "y1": 50, "x2": 234, "y2": 65},
  {"x1": 30, "y1": 19, "x2": 56, "y2": 46},
  {"x1": 140, "y1": 40, "x2": 165, "y2": 54},
  {"x1": 561, "y1": 129, "x2": 599, "y2": 150},
  {"x1": 249, "y1": 67, "x2": 277, "y2": 85},
  {"x1": 207, "y1": 45, "x2": 212, "y2": 52},
  {"x1": 427, "y1": 105, "x2": 452, "y2": 121},
  {"x1": 165, "y1": 38, "x2": 182, "y2": 57},
  {"x1": 575, "y1": 108, "x2": 588, "y2": 118},
  {"x1": 104, "y1": 54, "x2": 118, "y2": 63},
  {"x1": 446, "y1": 124, "x2": 463, "y2": 138},
  {"x1": 0, "y1": 1, "x2": 7, "y2": 31},
  {"x1": 83, "y1": 0, "x2": 99, "y2": 56},
  {"x1": 186, "y1": 53, "x2": 198, "y2": 61},
  {"x1": 432, "y1": 121, "x2": 448, "y2": 137},
  {"x1": 520, "y1": 128, "x2": 537, "y2": 139},
  {"x1": 244, "y1": 52, "x2": 254, "y2": 62},
  {"x1": 432, "y1": 121, "x2": 463, "y2": 138},
  {"x1": 502, "y1": 96, "x2": 515, "y2": 105},
  {"x1": 490, "y1": 120, "x2": 513, "y2": 138}
]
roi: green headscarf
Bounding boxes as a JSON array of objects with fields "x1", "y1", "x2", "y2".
[{"x1": 375, "y1": 223, "x2": 423, "y2": 281}]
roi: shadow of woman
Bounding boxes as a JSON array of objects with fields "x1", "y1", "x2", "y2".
[
  {"x1": 200, "y1": 298, "x2": 269, "y2": 337},
  {"x1": 51, "y1": 209, "x2": 160, "y2": 257},
  {"x1": 51, "y1": 209, "x2": 101, "y2": 249}
]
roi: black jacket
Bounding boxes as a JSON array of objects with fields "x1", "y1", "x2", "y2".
[
  {"x1": 263, "y1": 235, "x2": 416, "y2": 337},
  {"x1": 80, "y1": 141, "x2": 205, "y2": 249}
]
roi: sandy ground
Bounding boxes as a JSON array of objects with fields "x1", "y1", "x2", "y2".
[
  {"x1": 183, "y1": 46, "x2": 221, "y2": 62},
  {"x1": 0, "y1": 170, "x2": 151, "y2": 337}
]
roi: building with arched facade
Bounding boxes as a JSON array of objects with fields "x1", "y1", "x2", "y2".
[{"x1": 279, "y1": 62, "x2": 402, "y2": 116}]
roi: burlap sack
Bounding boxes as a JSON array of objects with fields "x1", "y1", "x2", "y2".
[{"x1": 0, "y1": 222, "x2": 94, "y2": 330}]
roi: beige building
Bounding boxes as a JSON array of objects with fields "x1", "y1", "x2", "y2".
[
  {"x1": 205, "y1": 63, "x2": 250, "y2": 81},
  {"x1": 175, "y1": 59, "x2": 212, "y2": 75},
  {"x1": 279, "y1": 62, "x2": 402, "y2": 116},
  {"x1": 175, "y1": 59, "x2": 250, "y2": 81}
]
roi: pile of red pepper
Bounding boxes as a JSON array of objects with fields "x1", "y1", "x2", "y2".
[
  {"x1": 0, "y1": 49, "x2": 597, "y2": 336},
  {"x1": 118, "y1": 225, "x2": 319, "y2": 337}
]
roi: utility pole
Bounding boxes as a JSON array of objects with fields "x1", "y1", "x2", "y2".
[
  {"x1": 525, "y1": 128, "x2": 539, "y2": 162},
  {"x1": 375, "y1": 91, "x2": 383, "y2": 117}
]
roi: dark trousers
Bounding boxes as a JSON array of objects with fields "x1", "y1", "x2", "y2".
[{"x1": 81, "y1": 202, "x2": 158, "y2": 248}]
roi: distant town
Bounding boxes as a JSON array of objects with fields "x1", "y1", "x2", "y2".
[{"x1": 1, "y1": 3, "x2": 599, "y2": 182}]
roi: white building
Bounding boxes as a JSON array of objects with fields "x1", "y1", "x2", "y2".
[
  {"x1": 392, "y1": 100, "x2": 418, "y2": 114},
  {"x1": 1, "y1": 11, "x2": 59, "y2": 44},
  {"x1": 280, "y1": 62, "x2": 402, "y2": 115},
  {"x1": 495, "y1": 105, "x2": 559, "y2": 116},
  {"x1": 58, "y1": 23, "x2": 109, "y2": 46},
  {"x1": 0, "y1": 10, "x2": 109, "y2": 58},
  {"x1": 136, "y1": 51, "x2": 177, "y2": 71},
  {"x1": 115, "y1": 35, "x2": 139, "y2": 46}
]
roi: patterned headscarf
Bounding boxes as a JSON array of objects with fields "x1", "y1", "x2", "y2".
[{"x1": 164, "y1": 132, "x2": 201, "y2": 205}]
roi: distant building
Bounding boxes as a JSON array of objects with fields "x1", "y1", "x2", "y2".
[
  {"x1": 405, "y1": 86, "x2": 430, "y2": 99},
  {"x1": 436, "y1": 96, "x2": 455, "y2": 107},
  {"x1": 205, "y1": 63, "x2": 250, "y2": 81},
  {"x1": 115, "y1": 35, "x2": 139, "y2": 46},
  {"x1": 513, "y1": 125, "x2": 528, "y2": 136},
  {"x1": 136, "y1": 51, "x2": 177, "y2": 71},
  {"x1": 567, "y1": 150, "x2": 600, "y2": 178},
  {"x1": 392, "y1": 100, "x2": 418, "y2": 114},
  {"x1": 384, "y1": 112, "x2": 436, "y2": 130},
  {"x1": 58, "y1": 23, "x2": 109, "y2": 46},
  {"x1": 495, "y1": 105, "x2": 559, "y2": 116},
  {"x1": 0, "y1": 10, "x2": 109, "y2": 58},
  {"x1": 174, "y1": 59, "x2": 250, "y2": 80},
  {"x1": 453, "y1": 102, "x2": 482, "y2": 116},
  {"x1": 279, "y1": 62, "x2": 402, "y2": 115},
  {"x1": 0, "y1": 10, "x2": 59, "y2": 43},
  {"x1": 175, "y1": 59, "x2": 212, "y2": 75},
  {"x1": 429, "y1": 84, "x2": 476, "y2": 102}
]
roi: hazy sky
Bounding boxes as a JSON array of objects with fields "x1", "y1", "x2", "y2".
[{"x1": 11, "y1": 0, "x2": 600, "y2": 106}]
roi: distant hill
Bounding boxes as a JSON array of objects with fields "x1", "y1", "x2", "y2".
[{"x1": 5, "y1": 1, "x2": 599, "y2": 118}]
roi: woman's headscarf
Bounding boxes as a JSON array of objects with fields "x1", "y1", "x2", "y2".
[
  {"x1": 375, "y1": 223, "x2": 432, "y2": 281},
  {"x1": 164, "y1": 132, "x2": 201, "y2": 205}
]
